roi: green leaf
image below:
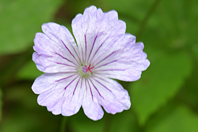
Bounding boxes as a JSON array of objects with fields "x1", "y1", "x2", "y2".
[
  {"x1": 0, "y1": 88, "x2": 2, "y2": 121},
  {"x1": 101, "y1": 0, "x2": 153, "y2": 34},
  {"x1": 0, "y1": 0, "x2": 63, "y2": 55},
  {"x1": 143, "y1": 0, "x2": 198, "y2": 50},
  {"x1": 70, "y1": 109, "x2": 105, "y2": 132},
  {"x1": 109, "y1": 110, "x2": 139, "y2": 132},
  {"x1": 177, "y1": 62, "x2": 198, "y2": 110},
  {"x1": 130, "y1": 51, "x2": 192, "y2": 125},
  {"x1": 146, "y1": 103, "x2": 198, "y2": 132},
  {"x1": 101, "y1": 0, "x2": 152, "y2": 20},
  {"x1": 0, "y1": 113, "x2": 39, "y2": 132},
  {"x1": 0, "y1": 107, "x2": 59, "y2": 132},
  {"x1": 17, "y1": 60, "x2": 42, "y2": 80},
  {"x1": 70, "y1": 110, "x2": 138, "y2": 132},
  {"x1": 192, "y1": 44, "x2": 198, "y2": 61},
  {"x1": 0, "y1": 83, "x2": 60, "y2": 132}
]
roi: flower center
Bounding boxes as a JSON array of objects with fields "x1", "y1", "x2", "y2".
[
  {"x1": 78, "y1": 64, "x2": 94, "y2": 78},
  {"x1": 82, "y1": 64, "x2": 94, "y2": 74}
]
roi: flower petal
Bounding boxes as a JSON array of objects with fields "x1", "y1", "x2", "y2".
[
  {"x1": 61, "y1": 77, "x2": 85, "y2": 116},
  {"x1": 84, "y1": 76, "x2": 131, "y2": 116},
  {"x1": 32, "y1": 73, "x2": 75, "y2": 94},
  {"x1": 82, "y1": 79, "x2": 104, "y2": 120},
  {"x1": 92, "y1": 34, "x2": 150, "y2": 81},
  {"x1": 33, "y1": 23, "x2": 80, "y2": 73},
  {"x1": 38, "y1": 88, "x2": 64, "y2": 115},
  {"x1": 72, "y1": 5, "x2": 126, "y2": 64},
  {"x1": 32, "y1": 73, "x2": 83, "y2": 116},
  {"x1": 42, "y1": 22, "x2": 80, "y2": 64}
]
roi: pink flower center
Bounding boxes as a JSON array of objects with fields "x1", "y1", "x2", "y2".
[{"x1": 82, "y1": 64, "x2": 95, "y2": 74}]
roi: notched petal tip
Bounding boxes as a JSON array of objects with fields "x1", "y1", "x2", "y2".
[
  {"x1": 34, "y1": 32, "x2": 43, "y2": 39},
  {"x1": 52, "y1": 110, "x2": 61, "y2": 115},
  {"x1": 135, "y1": 42, "x2": 145, "y2": 51},
  {"x1": 61, "y1": 99, "x2": 82, "y2": 117},
  {"x1": 61, "y1": 108, "x2": 76, "y2": 116},
  {"x1": 32, "y1": 52, "x2": 47, "y2": 72},
  {"x1": 84, "y1": 5, "x2": 97, "y2": 14},
  {"x1": 42, "y1": 22, "x2": 60, "y2": 34},
  {"x1": 31, "y1": 74, "x2": 48, "y2": 94},
  {"x1": 106, "y1": 10, "x2": 118, "y2": 22},
  {"x1": 83, "y1": 104, "x2": 104, "y2": 121},
  {"x1": 33, "y1": 32, "x2": 45, "y2": 48},
  {"x1": 144, "y1": 59, "x2": 150, "y2": 70}
]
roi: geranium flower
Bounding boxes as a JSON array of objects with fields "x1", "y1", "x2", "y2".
[{"x1": 32, "y1": 5, "x2": 150, "y2": 120}]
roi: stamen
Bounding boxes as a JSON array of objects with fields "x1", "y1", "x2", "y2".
[{"x1": 82, "y1": 64, "x2": 94, "y2": 74}]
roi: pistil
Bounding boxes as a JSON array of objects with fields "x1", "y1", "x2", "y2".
[{"x1": 82, "y1": 64, "x2": 95, "y2": 74}]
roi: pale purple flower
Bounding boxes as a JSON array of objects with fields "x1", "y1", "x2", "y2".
[{"x1": 32, "y1": 5, "x2": 150, "y2": 120}]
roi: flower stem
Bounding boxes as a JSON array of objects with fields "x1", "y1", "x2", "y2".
[
  {"x1": 60, "y1": 116, "x2": 67, "y2": 132},
  {"x1": 103, "y1": 114, "x2": 112, "y2": 132}
]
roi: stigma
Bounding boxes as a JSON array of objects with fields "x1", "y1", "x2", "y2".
[{"x1": 82, "y1": 64, "x2": 94, "y2": 74}]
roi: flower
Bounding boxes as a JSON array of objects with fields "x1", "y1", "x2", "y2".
[{"x1": 32, "y1": 5, "x2": 150, "y2": 121}]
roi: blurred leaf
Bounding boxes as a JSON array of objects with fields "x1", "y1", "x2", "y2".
[
  {"x1": 0, "y1": 108, "x2": 60, "y2": 132},
  {"x1": 1, "y1": 83, "x2": 61, "y2": 132},
  {"x1": 70, "y1": 109, "x2": 105, "y2": 132},
  {"x1": 0, "y1": 88, "x2": 2, "y2": 120},
  {"x1": 176, "y1": 62, "x2": 198, "y2": 110},
  {"x1": 130, "y1": 51, "x2": 192, "y2": 125},
  {"x1": 0, "y1": 0, "x2": 63, "y2": 55},
  {"x1": 109, "y1": 110, "x2": 139, "y2": 132},
  {"x1": 192, "y1": 44, "x2": 198, "y2": 61},
  {"x1": 0, "y1": 112, "x2": 40, "y2": 132},
  {"x1": 17, "y1": 60, "x2": 42, "y2": 80},
  {"x1": 146, "y1": 103, "x2": 198, "y2": 132},
  {"x1": 70, "y1": 109, "x2": 138, "y2": 132},
  {"x1": 4, "y1": 83, "x2": 38, "y2": 109},
  {"x1": 131, "y1": 0, "x2": 196, "y2": 125},
  {"x1": 0, "y1": 84, "x2": 39, "y2": 132},
  {"x1": 0, "y1": 52, "x2": 32, "y2": 86},
  {"x1": 189, "y1": 0, "x2": 198, "y2": 61},
  {"x1": 143, "y1": 0, "x2": 198, "y2": 50},
  {"x1": 102, "y1": 0, "x2": 152, "y2": 21},
  {"x1": 101, "y1": 0, "x2": 154, "y2": 34}
]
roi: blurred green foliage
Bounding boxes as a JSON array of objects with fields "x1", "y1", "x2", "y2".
[
  {"x1": 146, "y1": 103, "x2": 198, "y2": 132},
  {"x1": 0, "y1": 88, "x2": 2, "y2": 120},
  {"x1": 0, "y1": 0, "x2": 63, "y2": 55},
  {"x1": 131, "y1": 51, "x2": 192, "y2": 125},
  {"x1": 0, "y1": 0, "x2": 198, "y2": 132}
]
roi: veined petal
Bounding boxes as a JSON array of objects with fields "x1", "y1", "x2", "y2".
[
  {"x1": 42, "y1": 23, "x2": 80, "y2": 64},
  {"x1": 33, "y1": 23, "x2": 80, "y2": 73},
  {"x1": 82, "y1": 79, "x2": 104, "y2": 120},
  {"x1": 85, "y1": 76, "x2": 131, "y2": 115},
  {"x1": 32, "y1": 73, "x2": 83, "y2": 116},
  {"x1": 92, "y1": 34, "x2": 149, "y2": 81},
  {"x1": 41, "y1": 88, "x2": 64, "y2": 115},
  {"x1": 90, "y1": 34, "x2": 135, "y2": 66},
  {"x1": 72, "y1": 5, "x2": 126, "y2": 64},
  {"x1": 32, "y1": 51, "x2": 77, "y2": 73},
  {"x1": 61, "y1": 77, "x2": 85, "y2": 116},
  {"x1": 32, "y1": 73, "x2": 76, "y2": 94}
]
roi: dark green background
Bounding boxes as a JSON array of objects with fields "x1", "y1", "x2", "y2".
[{"x1": 0, "y1": 0, "x2": 198, "y2": 132}]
